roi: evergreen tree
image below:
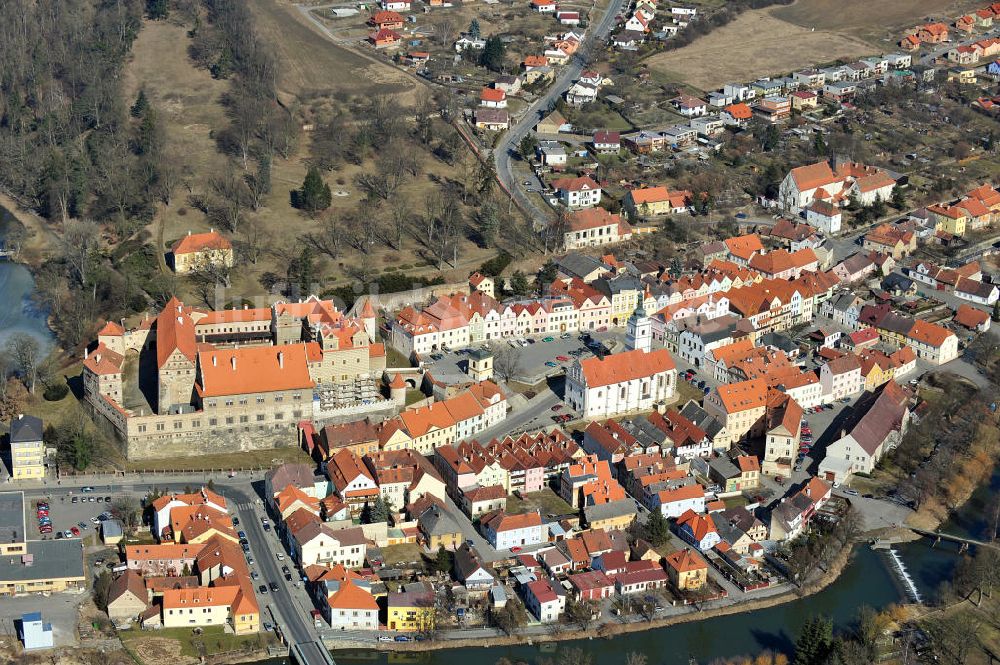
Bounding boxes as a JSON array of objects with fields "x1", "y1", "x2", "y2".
[
  {"x1": 794, "y1": 616, "x2": 834, "y2": 665},
  {"x1": 295, "y1": 247, "x2": 315, "y2": 296},
  {"x1": 518, "y1": 134, "x2": 538, "y2": 160},
  {"x1": 813, "y1": 132, "x2": 827, "y2": 156},
  {"x1": 479, "y1": 36, "x2": 506, "y2": 72},
  {"x1": 871, "y1": 195, "x2": 887, "y2": 219},
  {"x1": 257, "y1": 154, "x2": 272, "y2": 196},
  {"x1": 890, "y1": 185, "x2": 906, "y2": 210},
  {"x1": 147, "y1": 0, "x2": 169, "y2": 19},
  {"x1": 510, "y1": 270, "x2": 531, "y2": 297},
  {"x1": 644, "y1": 509, "x2": 669, "y2": 546},
  {"x1": 294, "y1": 166, "x2": 332, "y2": 213},
  {"x1": 130, "y1": 89, "x2": 149, "y2": 119},
  {"x1": 434, "y1": 545, "x2": 453, "y2": 573},
  {"x1": 536, "y1": 260, "x2": 559, "y2": 287},
  {"x1": 762, "y1": 124, "x2": 780, "y2": 152},
  {"x1": 992, "y1": 300, "x2": 1000, "y2": 323},
  {"x1": 468, "y1": 19, "x2": 481, "y2": 38},
  {"x1": 476, "y1": 153, "x2": 496, "y2": 196},
  {"x1": 136, "y1": 107, "x2": 160, "y2": 156}
]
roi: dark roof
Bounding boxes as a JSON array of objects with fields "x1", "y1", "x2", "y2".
[
  {"x1": 0, "y1": 539, "x2": 85, "y2": 583},
  {"x1": 557, "y1": 253, "x2": 610, "y2": 280},
  {"x1": 9, "y1": 415, "x2": 43, "y2": 444},
  {"x1": 841, "y1": 382, "x2": 909, "y2": 456},
  {"x1": 584, "y1": 498, "x2": 637, "y2": 523},
  {"x1": 453, "y1": 543, "x2": 493, "y2": 583}
]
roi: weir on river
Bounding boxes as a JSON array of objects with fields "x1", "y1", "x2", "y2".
[{"x1": 885, "y1": 547, "x2": 923, "y2": 603}]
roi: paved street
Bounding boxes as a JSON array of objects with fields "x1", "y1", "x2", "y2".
[{"x1": 494, "y1": 0, "x2": 626, "y2": 224}]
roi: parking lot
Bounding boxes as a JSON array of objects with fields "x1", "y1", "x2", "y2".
[
  {"x1": 28, "y1": 489, "x2": 119, "y2": 541},
  {"x1": 421, "y1": 330, "x2": 629, "y2": 386}
]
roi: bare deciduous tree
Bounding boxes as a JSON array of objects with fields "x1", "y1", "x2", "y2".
[{"x1": 6, "y1": 333, "x2": 40, "y2": 394}]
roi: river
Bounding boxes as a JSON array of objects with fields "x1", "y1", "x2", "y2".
[
  {"x1": 241, "y1": 468, "x2": 998, "y2": 665},
  {"x1": 0, "y1": 206, "x2": 53, "y2": 354}
]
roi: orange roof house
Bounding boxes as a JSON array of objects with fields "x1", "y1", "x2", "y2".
[
  {"x1": 724, "y1": 234, "x2": 764, "y2": 263},
  {"x1": 370, "y1": 10, "x2": 404, "y2": 29},
  {"x1": 369, "y1": 28, "x2": 402, "y2": 48},
  {"x1": 171, "y1": 230, "x2": 232, "y2": 257}
]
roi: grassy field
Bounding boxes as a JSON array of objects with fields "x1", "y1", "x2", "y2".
[
  {"x1": 506, "y1": 488, "x2": 574, "y2": 516},
  {"x1": 124, "y1": 12, "x2": 497, "y2": 310},
  {"x1": 123, "y1": 446, "x2": 313, "y2": 472},
  {"x1": 675, "y1": 378, "x2": 706, "y2": 406},
  {"x1": 247, "y1": 0, "x2": 417, "y2": 101},
  {"x1": 772, "y1": 0, "x2": 979, "y2": 42},
  {"x1": 381, "y1": 543, "x2": 425, "y2": 567},
  {"x1": 646, "y1": 10, "x2": 876, "y2": 91},
  {"x1": 121, "y1": 625, "x2": 277, "y2": 661}
]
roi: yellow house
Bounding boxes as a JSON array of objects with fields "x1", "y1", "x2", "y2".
[
  {"x1": 387, "y1": 589, "x2": 436, "y2": 631},
  {"x1": 929, "y1": 204, "x2": 967, "y2": 236},
  {"x1": 161, "y1": 585, "x2": 259, "y2": 634},
  {"x1": 946, "y1": 68, "x2": 977, "y2": 85},
  {"x1": 8, "y1": 415, "x2": 45, "y2": 480},
  {"x1": 583, "y1": 502, "x2": 637, "y2": 532},
  {"x1": 170, "y1": 230, "x2": 235, "y2": 274},
  {"x1": 665, "y1": 549, "x2": 708, "y2": 591}
]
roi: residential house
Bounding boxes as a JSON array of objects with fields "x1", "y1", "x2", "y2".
[
  {"x1": 552, "y1": 176, "x2": 602, "y2": 209},
  {"x1": 480, "y1": 510, "x2": 545, "y2": 550},
  {"x1": 326, "y1": 582, "x2": 379, "y2": 630},
  {"x1": 524, "y1": 578, "x2": 566, "y2": 622},
  {"x1": 169, "y1": 230, "x2": 234, "y2": 274},
  {"x1": 562, "y1": 207, "x2": 631, "y2": 250},
  {"x1": 664, "y1": 548, "x2": 709, "y2": 591}
]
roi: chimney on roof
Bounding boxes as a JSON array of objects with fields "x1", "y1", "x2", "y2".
[
  {"x1": 187, "y1": 230, "x2": 192, "y2": 236},
  {"x1": 212, "y1": 355, "x2": 217, "y2": 367},
  {"x1": 84, "y1": 347, "x2": 89, "y2": 360},
  {"x1": 231, "y1": 356, "x2": 237, "y2": 371},
  {"x1": 278, "y1": 351, "x2": 284, "y2": 369}
]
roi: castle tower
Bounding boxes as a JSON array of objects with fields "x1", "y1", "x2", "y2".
[
  {"x1": 625, "y1": 304, "x2": 652, "y2": 353},
  {"x1": 389, "y1": 373, "x2": 407, "y2": 405},
  {"x1": 359, "y1": 298, "x2": 378, "y2": 342}
]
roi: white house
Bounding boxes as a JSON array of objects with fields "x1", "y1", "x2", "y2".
[
  {"x1": 381, "y1": 0, "x2": 410, "y2": 11},
  {"x1": 524, "y1": 578, "x2": 565, "y2": 622},
  {"x1": 481, "y1": 510, "x2": 545, "y2": 550},
  {"x1": 819, "y1": 354, "x2": 863, "y2": 401},
  {"x1": 551, "y1": 175, "x2": 602, "y2": 209},
  {"x1": 565, "y1": 348, "x2": 677, "y2": 419}
]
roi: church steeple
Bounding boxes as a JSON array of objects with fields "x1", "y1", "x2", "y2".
[{"x1": 625, "y1": 303, "x2": 651, "y2": 353}]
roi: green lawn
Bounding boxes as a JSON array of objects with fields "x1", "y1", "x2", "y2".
[
  {"x1": 676, "y1": 379, "x2": 706, "y2": 405},
  {"x1": 506, "y1": 488, "x2": 574, "y2": 517},
  {"x1": 124, "y1": 446, "x2": 313, "y2": 472},
  {"x1": 382, "y1": 543, "x2": 424, "y2": 567},
  {"x1": 120, "y1": 625, "x2": 276, "y2": 658}
]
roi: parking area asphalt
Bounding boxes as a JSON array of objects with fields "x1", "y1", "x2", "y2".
[
  {"x1": 28, "y1": 489, "x2": 120, "y2": 540},
  {"x1": 420, "y1": 330, "x2": 630, "y2": 386}
]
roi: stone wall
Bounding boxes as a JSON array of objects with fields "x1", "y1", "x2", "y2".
[{"x1": 349, "y1": 282, "x2": 470, "y2": 316}]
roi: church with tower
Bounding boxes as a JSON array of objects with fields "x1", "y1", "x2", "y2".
[{"x1": 564, "y1": 306, "x2": 678, "y2": 419}]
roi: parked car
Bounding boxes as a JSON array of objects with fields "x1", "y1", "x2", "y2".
[
  {"x1": 269, "y1": 582, "x2": 279, "y2": 592},
  {"x1": 556, "y1": 355, "x2": 570, "y2": 362},
  {"x1": 70, "y1": 527, "x2": 80, "y2": 536},
  {"x1": 542, "y1": 336, "x2": 554, "y2": 342},
  {"x1": 259, "y1": 584, "x2": 268, "y2": 594}
]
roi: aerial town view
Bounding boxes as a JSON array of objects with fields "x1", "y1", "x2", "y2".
[{"x1": 1, "y1": 0, "x2": 1000, "y2": 664}]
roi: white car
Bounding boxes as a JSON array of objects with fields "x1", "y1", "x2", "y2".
[{"x1": 276, "y1": 552, "x2": 284, "y2": 561}]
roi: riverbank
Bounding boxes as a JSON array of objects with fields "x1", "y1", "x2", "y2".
[
  {"x1": 375, "y1": 541, "x2": 857, "y2": 654},
  {"x1": 0, "y1": 192, "x2": 57, "y2": 266}
]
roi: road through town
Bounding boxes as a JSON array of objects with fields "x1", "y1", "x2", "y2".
[{"x1": 494, "y1": 0, "x2": 626, "y2": 226}]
